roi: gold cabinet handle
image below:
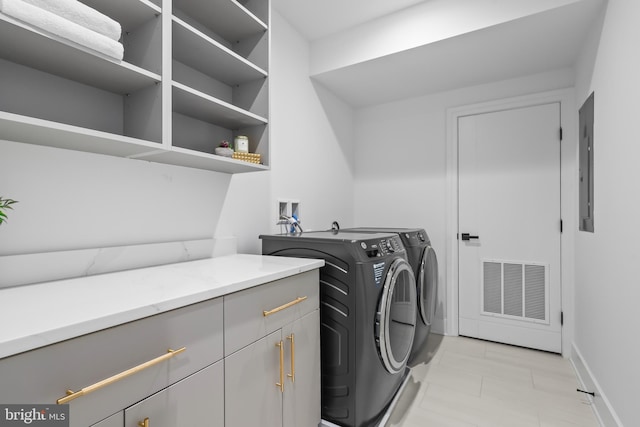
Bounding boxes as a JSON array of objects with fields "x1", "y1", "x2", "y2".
[
  {"x1": 57, "y1": 347, "x2": 186, "y2": 404},
  {"x1": 287, "y1": 334, "x2": 295, "y2": 383},
  {"x1": 138, "y1": 418, "x2": 149, "y2": 427},
  {"x1": 275, "y1": 341, "x2": 284, "y2": 393},
  {"x1": 263, "y1": 296, "x2": 308, "y2": 317}
]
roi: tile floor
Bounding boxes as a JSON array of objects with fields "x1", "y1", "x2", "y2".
[{"x1": 387, "y1": 336, "x2": 601, "y2": 427}]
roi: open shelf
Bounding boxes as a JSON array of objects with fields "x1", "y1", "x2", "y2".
[
  {"x1": 80, "y1": 0, "x2": 161, "y2": 31},
  {"x1": 172, "y1": 16, "x2": 266, "y2": 86},
  {"x1": 139, "y1": 146, "x2": 268, "y2": 173},
  {"x1": 0, "y1": 14, "x2": 161, "y2": 94},
  {"x1": 173, "y1": 0, "x2": 266, "y2": 42},
  {"x1": 0, "y1": 111, "x2": 268, "y2": 173},
  {"x1": 0, "y1": 112, "x2": 162, "y2": 158},
  {"x1": 172, "y1": 82, "x2": 267, "y2": 129}
]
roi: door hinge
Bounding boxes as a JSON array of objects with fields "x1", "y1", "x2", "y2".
[
  {"x1": 560, "y1": 127, "x2": 563, "y2": 141},
  {"x1": 561, "y1": 311, "x2": 564, "y2": 326},
  {"x1": 560, "y1": 219, "x2": 563, "y2": 233}
]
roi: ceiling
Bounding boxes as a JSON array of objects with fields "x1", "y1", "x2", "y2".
[
  {"x1": 272, "y1": 0, "x2": 605, "y2": 107},
  {"x1": 272, "y1": 0, "x2": 427, "y2": 41}
]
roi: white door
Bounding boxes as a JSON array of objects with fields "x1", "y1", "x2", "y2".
[{"x1": 458, "y1": 103, "x2": 562, "y2": 353}]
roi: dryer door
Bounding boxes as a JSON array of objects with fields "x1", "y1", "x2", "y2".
[
  {"x1": 377, "y1": 258, "x2": 417, "y2": 374},
  {"x1": 417, "y1": 246, "x2": 438, "y2": 327}
]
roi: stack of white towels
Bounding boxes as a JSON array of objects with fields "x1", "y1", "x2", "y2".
[{"x1": 0, "y1": 0, "x2": 124, "y2": 61}]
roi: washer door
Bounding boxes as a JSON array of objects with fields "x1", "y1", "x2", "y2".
[
  {"x1": 377, "y1": 258, "x2": 417, "y2": 374},
  {"x1": 417, "y1": 245, "x2": 438, "y2": 327}
]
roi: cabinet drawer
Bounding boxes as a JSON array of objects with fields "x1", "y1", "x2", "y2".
[
  {"x1": 224, "y1": 270, "x2": 319, "y2": 356},
  {"x1": 125, "y1": 361, "x2": 224, "y2": 427},
  {"x1": 0, "y1": 297, "x2": 223, "y2": 427}
]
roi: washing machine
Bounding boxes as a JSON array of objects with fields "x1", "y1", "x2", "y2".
[
  {"x1": 260, "y1": 231, "x2": 417, "y2": 427},
  {"x1": 342, "y1": 228, "x2": 443, "y2": 366}
]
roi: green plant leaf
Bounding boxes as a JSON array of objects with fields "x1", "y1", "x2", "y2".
[{"x1": 0, "y1": 197, "x2": 18, "y2": 225}]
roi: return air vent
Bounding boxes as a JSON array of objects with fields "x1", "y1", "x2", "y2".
[{"x1": 482, "y1": 260, "x2": 548, "y2": 323}]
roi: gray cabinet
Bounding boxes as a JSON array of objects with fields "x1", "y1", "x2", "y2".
[
  {"x1": 224, "y1": 314, "x2": 320, "y2": 427},
  {"x1": 224, "y1": 270, "x2": 321, "y2": 427},
  {"x1": 225, "y1": 330, "x2": 283, "y2": 427},
  {"x1": 282, "y1": 311, "x2": 321, "y2": 427},
  {"x1": 0, "y1": 297, "x2": 224, "y2": 427},
  {"x1": 125, "y1": 361, "x2": 224, "y2": 427},
  {"x1": 0, "y1": 270, "x2": 320, "y2": 427}
]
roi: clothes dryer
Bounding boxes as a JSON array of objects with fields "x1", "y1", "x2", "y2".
[
  {"x1": 260, "y1": 231, "x2": 417, "y2": 427},
  {"x1": 343, "y1": 228, "x2": 443, "y2": 366}
]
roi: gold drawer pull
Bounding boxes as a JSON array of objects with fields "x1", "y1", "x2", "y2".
[
  {"x1": 263, "y1": 296, "x2": 308, "y2": 317},
  {"x1": 276, "y1": 341, "x2": 284, "y2": 393},
  {"x1": 287, "y1": 334, "x2": 295, "y2": 383},
  {"x1": 139, "y1": 418, "x2": 149, "y2": 427},
  {"x1": 57, "y1": 347, "x2": 186, "y2": 404}
]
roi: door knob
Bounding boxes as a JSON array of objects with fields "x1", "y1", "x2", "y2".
[{"x1": 461, "y1": 233, "x2": 479, "y2": 241}]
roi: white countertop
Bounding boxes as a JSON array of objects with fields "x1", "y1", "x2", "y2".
[{"x1": 0, "y1": 254, "x2": 324, "y2": 360}]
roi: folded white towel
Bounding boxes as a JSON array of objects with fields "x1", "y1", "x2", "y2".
[
  {"x1": 0, "y1": 0, "x2": 124, "y2": 61},
  {"x1": 22, "y1": 0, "x2": 121, "y2": 41}
]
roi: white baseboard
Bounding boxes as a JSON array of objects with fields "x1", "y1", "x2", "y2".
[{"x1": 570, "y1": 343, "x2": 623, "y2": 427}]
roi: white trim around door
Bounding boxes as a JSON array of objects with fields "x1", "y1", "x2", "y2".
[{"x1": 445, "y1": 88, "x2": 577, "y2": 357}]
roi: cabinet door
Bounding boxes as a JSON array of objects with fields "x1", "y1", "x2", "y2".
[
  {"x1": 283, "y1": 310, "x2": 321, "y2": 427},
  {"x1": 124, "y1": 361, "x2": 224, "y2": 427},
  {"x1": 225, "y1": 330, "x2": 283, "y2": 427}
]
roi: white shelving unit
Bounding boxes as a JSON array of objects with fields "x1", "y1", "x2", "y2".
[{"x1": 0, "y1": 0, "x2": 269, "y2": 174}]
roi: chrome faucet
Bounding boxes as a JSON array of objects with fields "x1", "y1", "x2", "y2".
[{"x1": 277, "y1": 215, "x2": 303, "y2": 234}]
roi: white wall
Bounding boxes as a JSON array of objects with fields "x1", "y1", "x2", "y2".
[
  {"x1": 572, "y1": 1, "x2": 640, "y2": 425},
  {"x1": 213, "y1": 171, "x2": 270, "y2": 255},
  {"x1": 353, "y1": 68, "x2": 575, "y2": 341},
  {"x1": 0, "y1": 140, "x2": 231, "y2": 255},
  {"x1": 265, "y1": 11, "x2": 356, "y2": 233}
]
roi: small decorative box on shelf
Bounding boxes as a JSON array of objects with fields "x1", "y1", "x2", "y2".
[{"x1": 232, "y1": 152, "x2": 261, "y2": 164}]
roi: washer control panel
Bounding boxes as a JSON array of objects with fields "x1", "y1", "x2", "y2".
[
  {"x1": 360, "y1": 236, "x2": 403, "y2": 258},
  {"x1": 380, "y1": 237, "x2": 401, "y2": 255}
]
